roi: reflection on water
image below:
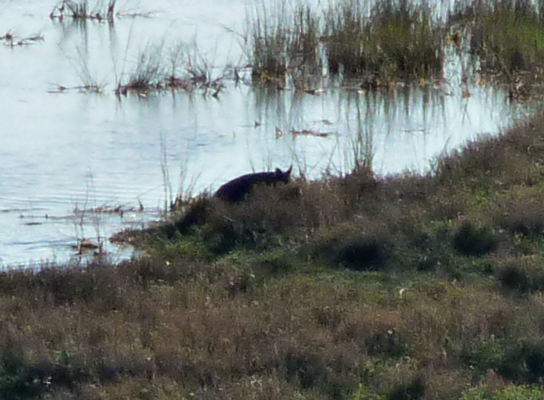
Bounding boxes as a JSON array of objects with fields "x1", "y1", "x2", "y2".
[{"x1": 0, "y1": 0, "x2": 535, "y2": 267}]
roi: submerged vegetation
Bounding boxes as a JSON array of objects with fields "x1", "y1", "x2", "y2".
[{"x1": 9, "y1": 109, "x2": 544, "y2": 398}]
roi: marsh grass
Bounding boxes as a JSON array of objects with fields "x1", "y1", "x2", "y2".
[
  {"x1": 247, "y1": 2, "x2": 322, "y2": 87},
  {"x1": 450, "y1": 0, "x2": 544, "y2": 95},
  {"x1": 324, "y1": 0, "x2": 444, "y2": 84},
  {"x1": 346, "y1": 97, "x2": 374, "y2": 171},
  {"x1": 53, "y1": 0, "x2": 544, "y2": 98},
  {"x1": 49, "y1": 0, "x2": 544, "y2": 99},
  {"x1": 115, "y1": 40, "x2": 227, "y2": 97},
  {"x1": 245, "y1": 0, "x2": 544, "y2": 96},
  {"x1": 72, "y1": 46, "x2": 106, "y2": 93},
  {"x1": 247, "y1": 0, "x2": 443, "y2": 88},
  {"x1": 116, "y1": 42, "x2": 166, "y2": 95},
  {"x1": 158, "y1": 135, "x2": 201, "y2": 215},
  {"x1": 50, "y1": 0, "x2": 116, "y2": 22},
  {"x1": 69, "y1": 173, "x2": 108, "y2": 259}
]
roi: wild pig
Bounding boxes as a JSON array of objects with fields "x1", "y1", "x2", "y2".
[{"x1": 214, "y1": 167, "x2": 292, "y2": 203}]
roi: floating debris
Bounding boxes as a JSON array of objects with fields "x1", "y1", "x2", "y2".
[
  {"x1": 1, "y1": 31, "x2": 44, "y2": 47},
  {"x1": 291, "y1": 129, "x2": 332, "y2": 138},
  {"x1": 275, "y1": 127, "x2": 333, "y2": 138},
  {"x1": 75, "y1": 239, "x2": 103, "y2": 255}
]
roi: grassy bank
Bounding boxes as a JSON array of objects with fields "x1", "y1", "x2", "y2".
[{"x1": 5, "y1": 110, "x2": 544, "y2": 399}]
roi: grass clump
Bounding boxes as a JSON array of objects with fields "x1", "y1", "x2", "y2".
[
  {"x1": 50, "y1": 0, "x2": 116, "y2": 22},
  {"x1": 248, "y1": 0, "x2": 444, "y2": 87},
  {"x1": 115, "y1": 40, "x2": 225, "y2": 97},
  {"x1": 313, "y1": 234, "x2": 391, "y2": 271},
  {"x1": 452, "y1": 221, "x2": 499, "y2": 257},
  {"x1": 324, "y1": 0, "x2": 444, "y2": 83},
  {"x1": 495, "y1": 257, "x2": 544, "y2": 294},
  {"x1": 247, "y1": 2, "x2": 322, "y2": 87},
  {"x1": 450, "y1": 0, "x2": 544, "y2": 95}
]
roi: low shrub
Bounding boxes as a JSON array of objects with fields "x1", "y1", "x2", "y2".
[
  {"x1": 452, "y1": 222, "x2": 499, "y2": 257},
  {"x1": 498, "y1": 340, "x2": 544, "y2": 384},
  {"x1": 496, "y1": 258, "x2": 544, "y2": 294},
  {"x1": 496, "y1": 208, "x2": 544, "y2": 237},
  {"x1": 283, "y1": 350, "x2": 330, "y2": 390},
  {"x1": 387, "y1": 376, "x2": 425, "y2": 400},
  {"x1": 0, "y1": 348, "x2": 45, "y2": 400},
  {"x1": 315, "y1": 235, "x2": 391, "y2": 271},
  {"x1": 366, "y1": 329, "x2": 410, "y2": 358}
]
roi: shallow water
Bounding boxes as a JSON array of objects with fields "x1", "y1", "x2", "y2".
[{"x1": 0, "y1": 0, "x2": 534, "y2": 267}]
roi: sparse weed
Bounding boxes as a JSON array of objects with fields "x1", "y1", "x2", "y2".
[
  {"x1": 247, "y1": 1, "x2": 322, "y2": 86},
  {"x1": 50, "y1": 0, "x2": 117, "y2": 22},
  {"x1": 115, "y1": 39, "x2": 227, "y2": 97}
]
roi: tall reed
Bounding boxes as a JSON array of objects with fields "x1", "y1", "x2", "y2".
[
  {"x1": 247, "y1": 2, "x2": 322, "y2": 84},
  {"x1": 324, "y1": 0, "x2": 444, "y2": 83}
]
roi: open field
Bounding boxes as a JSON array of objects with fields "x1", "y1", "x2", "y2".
[{"x1": 5, "y1": 110, "x2": 544, "y2": 398}]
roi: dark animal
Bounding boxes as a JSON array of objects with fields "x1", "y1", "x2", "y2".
[{"x1": 214, "y1": 167, "x2": 292, "y2": 203}]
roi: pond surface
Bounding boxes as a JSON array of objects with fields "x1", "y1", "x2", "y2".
[{"x1": 0, "y1": 0, "x2": 534, "y2": 267}]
